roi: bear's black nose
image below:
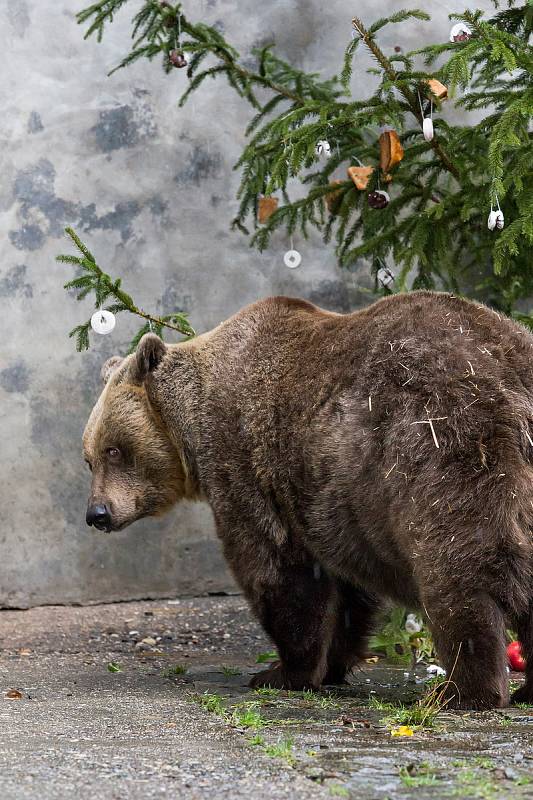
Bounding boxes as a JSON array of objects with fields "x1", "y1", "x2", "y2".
[{"x1": 86, "y1": 503, "x2": 111, "y2": 531}]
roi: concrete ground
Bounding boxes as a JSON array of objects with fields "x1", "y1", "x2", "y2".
[{"x1": 0, "y1": 597, "x2": 532, "y2": 800}]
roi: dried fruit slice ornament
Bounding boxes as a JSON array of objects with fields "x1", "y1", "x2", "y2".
[
  {"x1": 324, "y1": 179, "x2": 344, "y2": 214},
  {"x1": 379, "y1": 130, "x2": 404, "y2": 173},
  {"x1": 347, "y1": 165, "x2": 374, "y2": 190},
  {"x1": 426, "y1": 79, "x2": 448, "y2": 101},
  {"x1": 257, "y1": 195, "x2": 278, "y2": 224}
]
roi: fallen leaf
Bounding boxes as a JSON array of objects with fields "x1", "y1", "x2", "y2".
[
  {"x1": 17, "y1": 649, "x2": 32, "y2": 657},
  {"x1": 390, "y1": 725, "x2": 414, "y2": 737},
  {"x1": 5, "y1": 689, "x2": 23, "y2": 700},
  {"x1": 107, "y1": 662, "x2": 122, "y2": 673}
]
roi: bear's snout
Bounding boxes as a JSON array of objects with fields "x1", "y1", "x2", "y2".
[{"x1": 86, "y1": 502, "x2": 112, "y2": 532}]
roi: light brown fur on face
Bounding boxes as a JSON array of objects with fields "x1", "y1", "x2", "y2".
[
  {"x1": 83, "y1": 353, "x2": 194, "y2": 531},
  {"x1": 83, "y1": 291, "x2": 533, "y2": 709}
]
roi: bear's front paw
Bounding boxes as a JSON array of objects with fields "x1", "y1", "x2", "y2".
[
  {"x1": 249, "y1": 663, "x2": 320, "y2": 691},
  {"x1": 511, "y1": 684, "x2": 533, "y2": 706}
]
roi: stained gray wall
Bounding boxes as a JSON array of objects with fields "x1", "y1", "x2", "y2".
[{"x1": 0, "y1": 0, "x2": 491, "y2": 606}]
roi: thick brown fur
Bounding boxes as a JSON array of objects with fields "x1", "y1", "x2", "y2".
[{"x1": 83, "y1": 291, "x2": 533, "y2": 709}]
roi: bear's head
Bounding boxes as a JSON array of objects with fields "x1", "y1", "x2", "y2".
[{"x1": 83, "y1": 334, "x2": 191, "y2": 532}]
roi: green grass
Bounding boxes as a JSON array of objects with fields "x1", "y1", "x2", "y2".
[
  {"x1": 262, "y1": 737, "x2": 295, "y2": 765},
  {"x1": 195, "y1": 692, "x2": 226, "y2": 715},
  {"x1": 399, "y1": 763, "x2": 439, "y2": 788},
  {"x1": 454, "y1": 769, "x2": 498, "y2": 798},
  {"x1": 368, "y1": 679, "x2": 449, "y2": 728},
  {"x1": 254, "y1": 687, "x2": 280, "y2": 698},
  {"x1": 249, "y1": 734, "x2": 265, "y2": 746},
  {"x1": 220, "y1": 665, "x2": 241, "y2": 677},
  {"x1": 328, "y1": 785, "x2": 350, "y2": 797},
  {"x1": 300, "y1": 689, "x2": 341, "y2": 709},
  {"x1": 256, "y1": 651, "x2": 278, "y2": 664},
  {"x1": 107, "y1": 662, "x2": 121, "y2": 673},
  {"x1": 162, "y1": 664, "x2": 187, "y2": 677},
  {"x1": 194, "y1": 693, "x2": 266, "y2": 730},
  {"x1": 228, "y1": 702, "x2": 265, "y2": 729}
]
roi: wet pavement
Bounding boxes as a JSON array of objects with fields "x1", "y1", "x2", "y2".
[{"x1": 0, "y1": 596, "x2": 532, "y2": 799}]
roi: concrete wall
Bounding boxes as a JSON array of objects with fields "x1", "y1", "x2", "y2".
[{"x1": 0, "y1": 0, "x2": 490, "y2": 606}]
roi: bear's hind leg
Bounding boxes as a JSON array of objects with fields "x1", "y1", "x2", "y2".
[
  {"x1": 424, "y1": 590, "x2": 508, "y2": 710},
  {"x1": 511, "y1": 599, "x2": 533, "y2": 705},
  {"x1": 323, "y1": 582, "x2": 379, "y2": 685},
  {"x1": 248, "y1": 562, "x2": 337, "y2": 691}
]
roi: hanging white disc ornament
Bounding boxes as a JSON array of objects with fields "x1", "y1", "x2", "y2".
[
  {"x1": 377, "y1": 266, "x2": 395, "y2": 287},
  {"x1": 449, "y1": 22, "x2": 472, "y2": 43},
  {"x1": 488, "y1": 209, "x2": 504, "y2": 231},
  {"x1": 315, "y1": 139, "x2": 331, "y2": 158},
  {"x1": 423, "y1": 117, "x2": 434, "y2": 142},
  {"x1": 284, "y1": 249, "x2": 302, "y2": 269},
  {"x1": 91, "y1": 309, "x2": 116, "y2": 335}
]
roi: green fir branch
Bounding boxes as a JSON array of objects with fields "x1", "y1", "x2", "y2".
[{"x1": 58, "y1": 227, "x2": 195, "y2": 352}]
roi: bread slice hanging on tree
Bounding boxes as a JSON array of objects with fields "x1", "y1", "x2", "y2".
[{"x1": 347, "y1": 165, "x2": 374, "y2": 190}]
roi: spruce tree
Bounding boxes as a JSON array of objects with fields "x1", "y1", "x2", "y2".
[{"x1": 60, "y1": 1, "x2": 533, "y2": 352}]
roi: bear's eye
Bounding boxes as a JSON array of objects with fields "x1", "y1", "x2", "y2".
[{"x1": 106, "y1": 447, "x2": 121, "y2": 462}]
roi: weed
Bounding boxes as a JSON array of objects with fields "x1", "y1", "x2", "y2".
[
  {"x1": 249, "y1": 734, "x2": 265, "y2": 746},
  {"x1": 369, "y1": 679, "x2": 449, "y2": 728},
  {"x1": 107, "y1": 662, "x2": 121, "y2": 673},
  {"x1": 228, "y1": 702, "x2": 265, "y2": 729},
  {"x1": 454, "y1": 769, "x2": 498, "y2": 798},
  {"x1": 263, "y1": 737, "x2": 295, "y2": 765},
  {"x1": 162, "y1": 664, "x2": 187, "y2": 677},
  {"x1": 328, "y1": 785, "x2": 350, "y2": 797},
  {"x1": 254, "y1": 687, "x2": 280, "y2": 699},
  {"x1": 195, "y1": 692, "x2": 226, "y2": 716},
  {"x1": 399, "y1": 763, "x2": 439, "y2": 787},
  {"x1": 256, "y1": 651, "x2": 278, "y2": 664},
  {"x1": 221, "y1": 665, "x2": 241, "y2": 677},
  {"x1": 301, "y1": 689, "x2": 341, "y2": 709}
]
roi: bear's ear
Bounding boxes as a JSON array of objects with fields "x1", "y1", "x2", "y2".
[
  {"x1": 135, "y1": 333, "x2": 167, "y2": 381},
  {"x1": 101, "y1": 356, "x2": 124, "y2": 385}
]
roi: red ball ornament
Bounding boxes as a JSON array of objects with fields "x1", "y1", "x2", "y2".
[
  {"x1": 169, "y1": 50, "x2": 187, "y2": 68},
  {"x1": 507, "y1": 641, "x2": 526, "y2": 672},
  {"x1": 368, "y1": 190, "x2": 390, "y2": 209}
]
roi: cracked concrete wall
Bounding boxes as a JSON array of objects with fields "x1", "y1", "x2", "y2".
[{"x1": 0, "y1": 0, "x2": 490, "y2": 606}]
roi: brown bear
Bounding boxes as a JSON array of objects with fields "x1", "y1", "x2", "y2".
[{"x1": 83, "y1": 291, "x2": 533, "y2": 709}]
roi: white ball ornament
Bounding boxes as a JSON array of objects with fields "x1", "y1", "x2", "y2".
[
  {"x1": 423, "y1": 117, "x2": 434, "y2": 142},
  {"x1": 315, "y1": 140, "x2": 331, "y2": 158},
  {"x1": 284, "y1": 249, "x2": 302, "y2": 269},
  {"x1": 91, "y1": 309, "x2": 116, "y2": 335}
]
